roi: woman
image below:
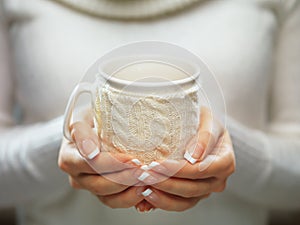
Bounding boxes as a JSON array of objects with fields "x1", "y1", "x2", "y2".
[{"x1": 0, "y1": 0, "x2": 300, "y2": 224}]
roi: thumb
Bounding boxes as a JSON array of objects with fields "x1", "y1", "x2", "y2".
[
  {"x1": 184, "y1": 107, "x2": 223, "y2": 164},
  {"x1": 71, "y1": 121, "x2": 100, "y2": 160}
]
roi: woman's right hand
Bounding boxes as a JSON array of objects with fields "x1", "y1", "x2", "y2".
[{"x1": 58, "y1": 121, "x2": 147, "y2": 209}]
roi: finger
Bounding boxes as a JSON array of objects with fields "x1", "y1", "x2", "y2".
[
  {"x1": 75, "y1": 107, "x2": 94, "y2": 127},
  {"x1": 141, "y1": 188, "x2": 209, "y2": 212},
  {"x1": 59, "y1": 137, "x2": 136, "y2": 176},
  {"x1": 198, "y1": 131, "x2": 235, "y2": 178},
  {"x1": 136, "y1": 168, "x2": 224, "y2": 197},
  {"x1": 74, "y1": 168, "x2": 140, "y2": 196},
  {"x1": 71, "y1": 121, "x2": 138, "y2": 174},
  {"x1": 71, "y1": 121, "x2": 101, "y2": 160},
  {"x1": 149, "y1": 159, "x2": 203, "y2": 180},
  {"x1": 58, "y1": 139, "x2": 98, "y2": 176},
  {"x1": 184, "y1": 107, "x2": 224, "y2": 164},
  {"x1": 151, "y1": 177, "x2": 225, "y2": 197},
  {"x1": 98, "y1": 186, "x2": 144, "y2": 209},
  {"x1": 135, "y1": 200, "x2": 155, "y2": 212},
  {"x1": 143, "y1": 201, "x2": 155, "y2": 212},
  {"x1": 68, "y1": 176, "x2": 82, "y2": 189},
  {"x1": 59, "y1": 138, "x2": 136, "y2": 175},
  {"x1": 150, "y1": 131, "x2": 234, "y2": 180},
  {"x1": 135, "y1": 200, "x2": 146, "y2": 212},
  {"x1": 87, "y1": 151, "x2": 137, "y2": 174}
]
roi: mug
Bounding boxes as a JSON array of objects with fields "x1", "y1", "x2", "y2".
[{"x1": 63, "y1": 41, "x2": 201, "y2": 164}]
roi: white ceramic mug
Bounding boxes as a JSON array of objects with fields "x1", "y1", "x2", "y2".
[{"x1": 63, "y1": 41, "x2": 201, "y2": 164}]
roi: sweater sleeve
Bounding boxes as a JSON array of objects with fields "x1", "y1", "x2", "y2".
[
  {"x1": 0, "y1": 2, "x2": 68, "y2": 208},
  {"x1": 227, "y1": 1, "x2": 300, "y2": 210}
]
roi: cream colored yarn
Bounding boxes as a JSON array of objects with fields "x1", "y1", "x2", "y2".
[{"x1": 95, "y1": 84, "x2": 200, "y2": 164}]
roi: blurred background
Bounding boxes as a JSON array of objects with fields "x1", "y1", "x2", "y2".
[{"x1": 1, "y1": 209, "x2": 300, "y2": 225}]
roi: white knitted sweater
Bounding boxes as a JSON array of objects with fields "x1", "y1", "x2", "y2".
[{"x1": 1, "y1": 0, "x2": 300, "y2": 225}]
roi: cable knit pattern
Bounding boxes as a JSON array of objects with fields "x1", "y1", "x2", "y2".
[{"x1": 97, "y1": 84, "x2": 200, "y2": 164}]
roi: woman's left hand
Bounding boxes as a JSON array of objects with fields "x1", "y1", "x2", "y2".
[{"x1": 135, "y1": 107, "x2": 236, "y2": 212}]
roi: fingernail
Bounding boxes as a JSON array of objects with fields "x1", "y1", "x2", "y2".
[
  {"x1": 144, "y1": 206, "x2": 154, "y2": 213},
  {"x1": 136, "y1": 206, "x2": 143, "y2": 213},
  {"x1": 145, "y1": 207, "x2": 155, "y2": 213},
  {"x1": 138, "y1": 172, "x2": 150, "y2": 181},
  {"x1": 132, "y1": 159, "x2": 142, "y2": 166},
  {"x1": 141, "y1": 162, "x2": 160, "y2": 171},
  {"x1": 151, "y1": 160, "x2": 174, "y2": 174},
  {"x1": 184, "y1": 139, "x2": 204, "y2": 164},
  {"x1": 136, "y1": 186, "x2": 146, "y2": 196},
  {"x1": 142, "y1": 188, "x2": 153, "y2": 197},
  {"x1": 141, "y1": 165, "x2": 150, "y2": 171},
  {"x1": 135, "y1": 170, "x2": 158, "y2": 184},
  {"x1": 81, "y1": 139, "x2": 100, "y2": 159},
  {"x1": 148, "y1": 161, "x2": 160, "y2": 169},
  {"x1": 184, "y1": 151, "x2": 197, "y2": 164},
  {"x1": 144, "y1": 189, "x2": 159, "y2": 202}
]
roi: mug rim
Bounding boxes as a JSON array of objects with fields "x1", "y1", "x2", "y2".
[
  {"x1": 98, "y1": 59, "x2": 200, "y2": 88},
  {"x1": 96, "y1": 41, "x2": 201, "y2": 89}
]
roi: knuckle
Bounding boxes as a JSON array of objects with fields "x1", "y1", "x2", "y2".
[
  {"x1": 57, "y1": 145, "x2": 79, "y2": 173},
  {"x1": 214, "y1": 181, "x2": 227, "y2": 193},
  {"x1": 58, "y1": 156, "x2": 70, "y2": 172},
  {"x1": 227, "y1": 163, "x2": 236, "y2": 176},
  {"x1": 73, "y1": 155, "x2": 87, "y2": 168},
  {"x1": 220, "y1": 160, "x2": 230, "y2": 172},
  {"x1": 221, "y1": 153, "x2": 236, "y2": 176}
]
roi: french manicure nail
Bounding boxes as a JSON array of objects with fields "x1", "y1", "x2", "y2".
[
  {"x1": 81, "y1": 139, "x2": 100, "y2": 159},
  {"x1": 138, "y1": 172, "x2": 150, "y2": 181},
  {"x1": 144, "y1": 207, "x2": 154, "y2": 213},
  {"x1": 144, "y1": 189, "x2": 158, "y2": 202},
  {"x1": 145, "y1": 208, "x2": 154, "y2": 213},
  {"x1": 185, "y1": 140, "x2": 204, "y2": 163},
  {"x1": 141, "y1": 165, "x2": 150, "y2": 170},
  {"x1": 184, "y1": 151, "x2": 197, "y2": 164},
  {"x1": 151, "y1": 162, "x2": 170, "y2": 174},
  {"x1": 132, "y1": 159, "x2": 142, "y2": 166},
  {"x1": 136, "y1": 206, "x2": 142, "y2": 213},
  {"x1": 142, "y1": 188, "x2": 153, "y2": 197},
  {"x1": 148, "y1": 161, "x2": 160, "y2": 169}
]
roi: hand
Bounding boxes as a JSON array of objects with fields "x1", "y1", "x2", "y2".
[
  {"x1": 58, "y1": 110, "x2": 146, "y2": 209},
  {"x1": 135, "y1": 107, "x2": 235, "y2": 212}
]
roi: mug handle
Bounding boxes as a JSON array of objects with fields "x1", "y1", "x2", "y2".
[{"x1": 63, "y1": 82, "x2": 95, "y2": 142}]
